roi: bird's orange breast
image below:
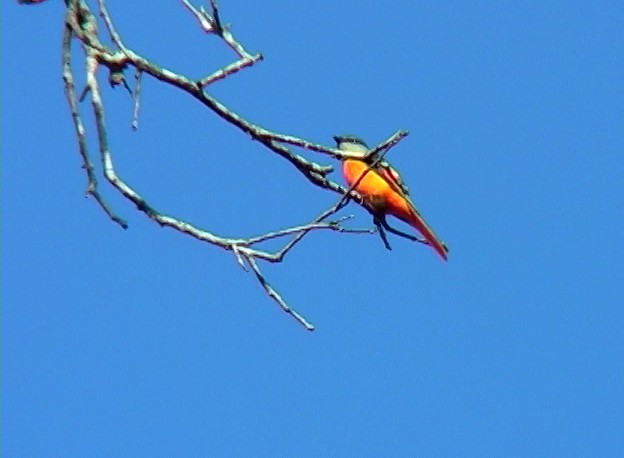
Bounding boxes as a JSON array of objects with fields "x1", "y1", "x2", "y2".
[{"x1": 342, "y1": 159, "x2": 410, "y2": 216}]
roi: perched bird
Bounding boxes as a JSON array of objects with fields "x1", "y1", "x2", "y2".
[{"x1": 334, "y1": 135, "x2": 448, "y2": 261}]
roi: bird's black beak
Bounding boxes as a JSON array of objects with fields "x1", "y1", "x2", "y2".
[{"x1": 333, "y1": 135, "x2": 342, "y2": 145}]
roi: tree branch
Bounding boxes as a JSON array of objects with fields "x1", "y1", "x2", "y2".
[
  {"x1": 51, "y1": 0, "x2": 416, "y2": 330},
  {"x1": 61, "y1": 17, "x2": 128, "y2": 228}
]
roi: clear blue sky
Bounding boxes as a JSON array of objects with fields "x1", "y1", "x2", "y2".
[{"x1": 3, "y1": 1, "x2": 623, "y2": 456}]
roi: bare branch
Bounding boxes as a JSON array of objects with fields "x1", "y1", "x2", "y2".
[
  {"x1": 198, "y1": 54, "x2": 263, "y2": 87},
  {"x1": 53, "y1": 0, "x2": 419, "y2": 330},
  {"x1": 245, "y1": 255, "x2": 315, "y2": 331},
  {"x1": 245, "y1": 215, "x2": 372, "y2": 245},
  {"x1": 231, "y1": 245, "x2": 248, "y2": 272},
  {"x1": 181, "y1": 0, "x2": 263, "y2": 86},
  {"x1": 61, "y1": 18, "x2": 127, "y2": 229},
  {"x1": 181, "y1": 0, "x2": 216, "y2": 33},
  {"x1": 207, "y1": 0, "x2": 223, "y2": 34},
  {"x1": 131, "y1": 69, "x2": 142, "y2": 130}
]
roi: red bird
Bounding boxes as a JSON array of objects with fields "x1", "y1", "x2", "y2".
[{"x1": 334, "y1": 135, "x2": 448, "y2": 261}]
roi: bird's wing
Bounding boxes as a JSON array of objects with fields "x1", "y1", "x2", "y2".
[
  {"x1": 375, "y1": 162, "x2": 432, "y2": 220},
  {"x1": 375, "y1": 162, "x2": 411, "y2": 198}
]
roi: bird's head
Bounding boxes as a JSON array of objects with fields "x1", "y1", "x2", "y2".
[{"x1": 333, "y1": 135, "x2": 370, "y2": 156}]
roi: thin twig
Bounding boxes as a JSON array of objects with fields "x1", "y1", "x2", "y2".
[
  {"x1": 208, "y1": 0, "x2": 223, "y2": 34},
  {"x1": 231, "y1": 244, "x2": 248, "y2": 271},
  {"x1": 182, "y1": 0, "x2": 263, "y2": 86},
  {"x1": 61, "y1": 18, "x2": 127, "y2": 228},
  {"x1": 131, "y1": 69, "x2": 142, "y2": 130},
  {"x1": 245, "y1": 255, "x2": 315, "y2": 331},
  {"x1": 198, "y1": 54, "x2": 263, "y2": 86},
  {"x1": 181, "y1": 0, "x2": 215, "y2": 32},
  {"x1": 245, "y1": 215, "x2": 370, "y2": 245}
]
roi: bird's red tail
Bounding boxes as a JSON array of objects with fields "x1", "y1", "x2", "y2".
[{"x1": 407, "y1": 209, "x2": 448, "y2": 261}]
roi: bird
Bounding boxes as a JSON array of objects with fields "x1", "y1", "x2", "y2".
[{"x1": 334, "y1": 135, "x2": 448, "y2": 261}]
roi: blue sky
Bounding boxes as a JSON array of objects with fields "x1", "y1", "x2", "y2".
[{"x1": 3, "y1": 0, "x2": 623, "y2": 456}]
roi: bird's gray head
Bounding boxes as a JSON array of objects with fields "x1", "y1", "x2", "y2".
[
  {"x1": 333, "y1": 135, "x2": 369, "y2": 155},
  {"x1": 333, "y1": 135, "x2": 368, "y2": 148}
]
